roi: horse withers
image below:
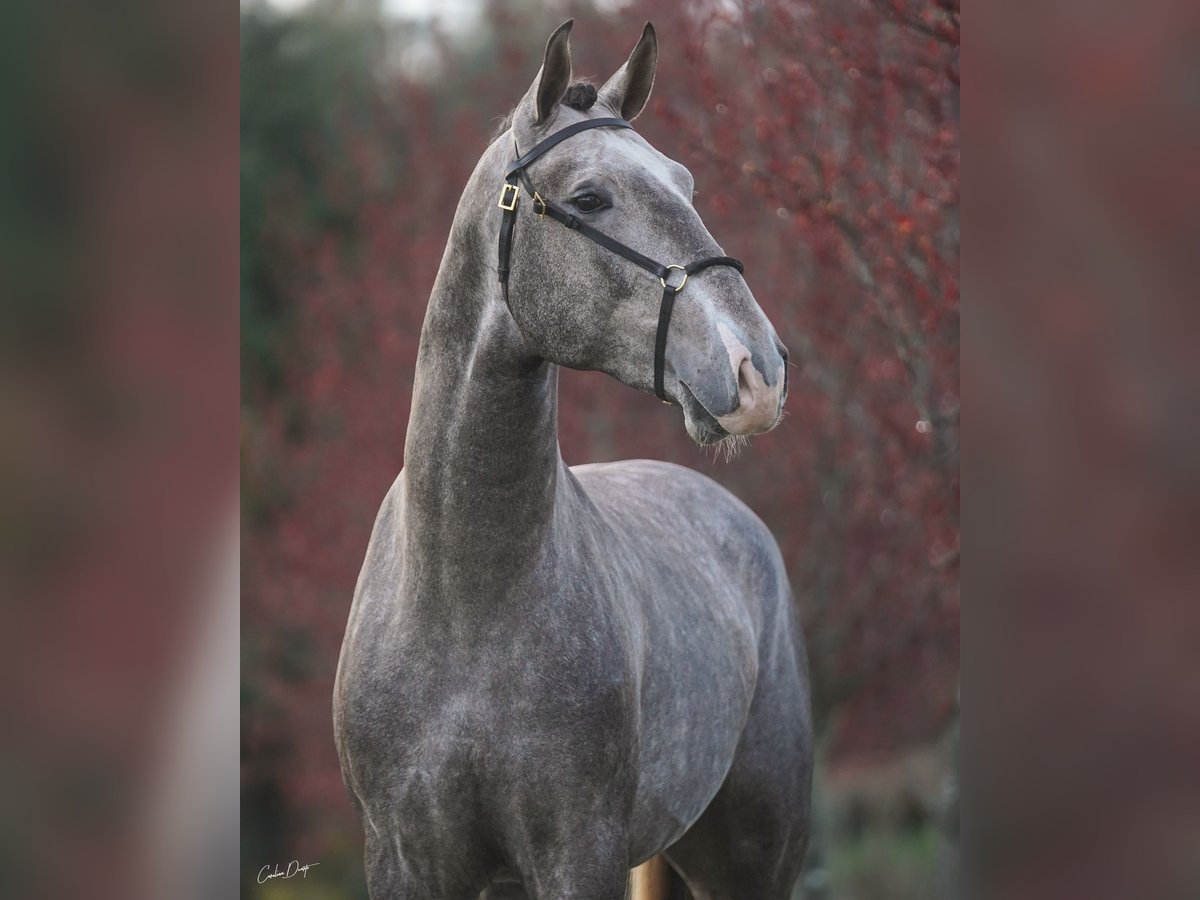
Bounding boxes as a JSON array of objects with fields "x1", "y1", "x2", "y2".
[{"x1": 334, "y1": 20, "x2": 812, "y2": 900}]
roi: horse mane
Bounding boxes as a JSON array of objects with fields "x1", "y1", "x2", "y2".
[{"x1": 491, "y1": 80, "x2": 598, "y2": 140}]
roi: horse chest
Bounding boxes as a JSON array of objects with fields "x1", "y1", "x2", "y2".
[{"x1": 338, "y1": 593, "x2": 639, "y2": 816}]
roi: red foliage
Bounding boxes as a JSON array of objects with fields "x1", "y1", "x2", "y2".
[{"x1": 242, "y1": 0, "x2": 958, "y2": 855}]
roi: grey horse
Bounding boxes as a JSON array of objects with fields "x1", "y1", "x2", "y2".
[{"x1": 334, "y1": 21, "x2": 812, "y2": 900}]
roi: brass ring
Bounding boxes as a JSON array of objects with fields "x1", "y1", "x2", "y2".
[{"x1": 660, "y1": 265, "x2": 688, "y2": 292}]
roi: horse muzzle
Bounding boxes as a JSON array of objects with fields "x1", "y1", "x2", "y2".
[
  {"x1": 675, "y1": 342, "x2": 787, "y2": 446},
  {"x1": 709, "y1": 324, "x2": 787, "y2": 436}
]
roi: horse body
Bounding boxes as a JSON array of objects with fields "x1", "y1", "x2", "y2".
[
  {"x1": 335, "y1": 21, "x2": 811, "y2": 900},
  {"x1": 338, "y1": 461, "x2": 809, "y2": 899}
]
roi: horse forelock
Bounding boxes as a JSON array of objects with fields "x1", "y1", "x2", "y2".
[{"x1": 491, "y1": 80, "x2": 599, "y2": 140}]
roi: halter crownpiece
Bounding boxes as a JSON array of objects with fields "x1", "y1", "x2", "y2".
[{"x1": 496, "y1": 117, "x2": 745, "y2": 403}]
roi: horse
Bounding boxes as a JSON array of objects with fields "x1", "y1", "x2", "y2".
[{"x1": 334, "y1": 20, "x2": 812, "y2": 900}]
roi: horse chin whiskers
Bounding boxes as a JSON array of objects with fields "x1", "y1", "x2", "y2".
[
  {"x1": 688, "y1": 416, "x2": 751, "y2": 460},
  {"x1": 711, "y1": 432, "x2": 751, "y2": 462}
]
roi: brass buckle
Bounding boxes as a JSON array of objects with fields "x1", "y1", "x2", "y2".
[
  {"x1": 532, "y1": 191, "x2": 547, "y2": 219},
  {"x1": 498, "y1": 183, "x2": 520, "y2": 211},
  {"x1": 660, "y1": 265, "x2": 688, "y2": 292}
]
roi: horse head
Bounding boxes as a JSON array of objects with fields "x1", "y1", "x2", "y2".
[{"x1": 499, "y1": 20, "x2": 789, "y2": 446}]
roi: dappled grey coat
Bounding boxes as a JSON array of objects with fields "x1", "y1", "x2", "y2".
[{"x1": 334, "y1": 20, "x2": 812, "y2": 900}]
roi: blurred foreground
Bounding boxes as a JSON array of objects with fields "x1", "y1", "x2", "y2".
[{"x1": 0, "y1": 2, "x2": 238, "y2": 898}]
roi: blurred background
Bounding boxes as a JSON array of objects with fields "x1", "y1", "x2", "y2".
[
  {"x1": 239, "y1": 0, "x2": 959, "y2": 898},
  {"x1": 6, "y1": 0, "x2": 1196, "y2": 897}
]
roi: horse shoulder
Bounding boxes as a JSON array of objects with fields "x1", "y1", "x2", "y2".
[{"x1": 570, "y1": 459, "x2": 787, "y2": 584}]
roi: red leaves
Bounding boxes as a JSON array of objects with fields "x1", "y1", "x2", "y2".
[{"x1": 684, "y1": 0, "x2": 959, "y2": 757}]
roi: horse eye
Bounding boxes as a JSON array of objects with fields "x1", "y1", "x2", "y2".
[{"x1": 572, "y1": 193, "x2": 606, "y2": 213}]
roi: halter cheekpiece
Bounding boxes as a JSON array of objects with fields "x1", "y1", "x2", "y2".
[{"x1": 496, "y1": 117, "x2": 745, "y2": 402}]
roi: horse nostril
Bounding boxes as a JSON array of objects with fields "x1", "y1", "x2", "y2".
[{"x1": 737, "y1": 357, "x2": 755, "y2": 405}]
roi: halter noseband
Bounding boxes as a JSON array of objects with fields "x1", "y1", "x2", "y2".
[{"x1": 496, "y1": 117, "x2": 745, "y2": 403}]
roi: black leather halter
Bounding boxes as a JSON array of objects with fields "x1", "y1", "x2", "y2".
[{"x1": 496, "y1": 117, "x2": 745, "y2": 402}]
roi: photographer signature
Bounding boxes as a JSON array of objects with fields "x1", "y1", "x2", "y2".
[{"x1": 258, "y1": 861, "x2": 320, "y2": 884}]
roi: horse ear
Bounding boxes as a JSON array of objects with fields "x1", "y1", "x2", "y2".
[
  {"x1": 529, "y1": 19, "x2": 574, "y2": 125},
  {"x1": 598, "y1": 23, "x2": 658, "y2": 122}
]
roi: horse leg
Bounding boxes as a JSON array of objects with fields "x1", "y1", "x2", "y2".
[
  {"x1": 664, "y1": 627, "x2": 813, "y2": 900},
  {"x1": 479, "y1": 885, "x2": 530, "y2": 900},
  {"x1": 516, "y1": 843, "x2": 631, "y2": 900},
  {"x1": 481, "y1": 871, "x2": 636, "y2": 900},
  {"x1": 365, "y1": 831, "x2": 484, "y2": 900},
  {"x1": 363, "y1": 832, "x2": 417, "y2": 900}
]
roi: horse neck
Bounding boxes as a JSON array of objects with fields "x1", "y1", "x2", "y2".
[{"x1": 402, "y1": 136, "x2": 565, "y2": 596}]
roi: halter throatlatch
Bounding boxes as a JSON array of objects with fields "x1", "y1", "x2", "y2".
[{"x1": 496, "y1": 117, "x2": 745, "y2": 403}]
